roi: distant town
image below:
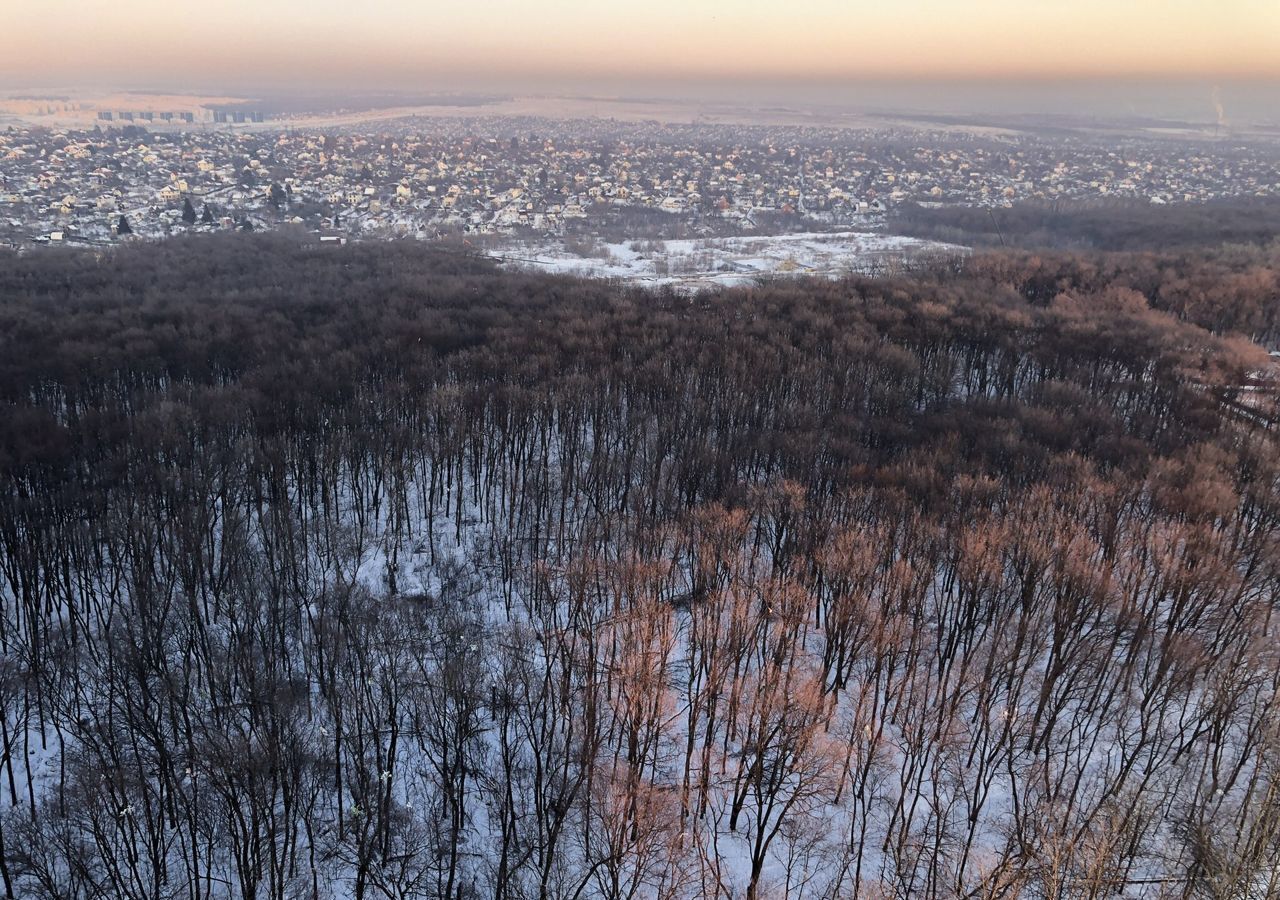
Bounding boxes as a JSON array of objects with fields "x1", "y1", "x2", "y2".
[{"x1": 2, "y1": 114, "x2": 1278, "y2": 250}]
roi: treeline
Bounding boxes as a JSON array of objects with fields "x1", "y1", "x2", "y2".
[
  {"x1": 891, "y1": 197, "x2": 1280, "y2": 253},
  {"x1": 0, "y1": 234, "x2": 1278, "y2": 899}
]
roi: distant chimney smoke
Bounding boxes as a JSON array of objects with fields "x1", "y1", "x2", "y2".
[{"x1": 1212, "y1": 86, "x2": 1228, "y2": 134}]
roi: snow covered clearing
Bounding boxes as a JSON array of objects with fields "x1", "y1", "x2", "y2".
[{"x1": 490, "y1": 231, "x2": 967, "y2": 288}]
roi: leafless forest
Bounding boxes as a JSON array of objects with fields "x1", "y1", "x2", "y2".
[{"x1": 1, "y1": 235, "x2": 1279, "y2": 899}]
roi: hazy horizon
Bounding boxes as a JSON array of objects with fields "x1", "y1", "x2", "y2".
[{"x1": 4, "y1": 79, "x2": 1277, "y2": 127}]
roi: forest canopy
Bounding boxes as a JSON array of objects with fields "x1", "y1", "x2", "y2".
[
  {"x1": 891, "y1": 196, "x2": 1280, "y2": 253},
  {"x1": 0, "y1": 234, "x2": 1278, "y2": 899}
]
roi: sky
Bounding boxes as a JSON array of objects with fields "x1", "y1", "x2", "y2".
[{"x1": 3, "y1": 0, "x2": 1279, "y2": 93}]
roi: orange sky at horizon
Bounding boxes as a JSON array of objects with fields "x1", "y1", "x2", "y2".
[{"x1": 3, "y1": 0, "x2": 1278, "y2": 87}]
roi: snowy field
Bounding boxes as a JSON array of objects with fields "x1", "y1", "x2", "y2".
[{"x1": 491, "y1": 231, "x2": 967, "y2": 288}]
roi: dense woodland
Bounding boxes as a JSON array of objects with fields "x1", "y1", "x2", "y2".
[
  {"x1": 1, "y1": 234, "x2": 1280, "y2": 899},
  {"x1": 891, "y1": 198, "x2": 1280, "y2": 254}
]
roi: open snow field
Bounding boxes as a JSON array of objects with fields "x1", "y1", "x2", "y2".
[{"x1": 491, "y1": 231, "x2": 967, "y2": 288}]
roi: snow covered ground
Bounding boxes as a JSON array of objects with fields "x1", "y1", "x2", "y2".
[{"x1": 490, "y1": 231, "x2": 967, "y2": 288}]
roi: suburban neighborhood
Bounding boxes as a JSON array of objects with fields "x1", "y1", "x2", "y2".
[{"x1": 2, "y1": 115, "x2": 1278, "y2": 248}]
